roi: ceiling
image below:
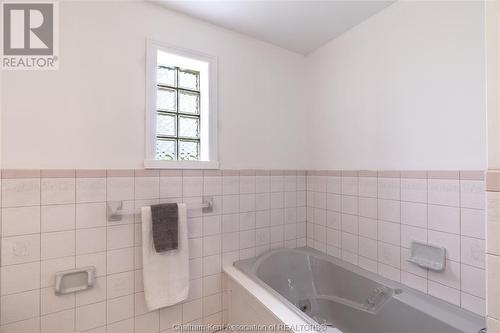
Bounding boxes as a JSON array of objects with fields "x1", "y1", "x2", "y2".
[{"x1": 156, "y1": 1, "x2": 394, "y2": 55}]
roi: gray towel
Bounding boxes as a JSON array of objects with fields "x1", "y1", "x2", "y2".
[{"x1": 150, "y1": 203, "x2": 178, "y2": 252}]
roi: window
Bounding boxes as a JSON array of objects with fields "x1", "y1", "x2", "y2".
[
  {"x1": 145, "y1": 40, "x2": 218, "y2": 169},
  {"x1": 156, "y1": 66, "x2": 201, "y2": 160}
]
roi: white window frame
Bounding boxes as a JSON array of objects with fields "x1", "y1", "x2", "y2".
[{"x1": 144, "y1": 39, "x2": 219, "y2": 169}]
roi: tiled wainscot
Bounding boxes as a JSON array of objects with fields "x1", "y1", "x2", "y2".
[
  {"x1": 0, "y1": 169, "x2": 306, "y2": 333},
  {"x1": 306, "y1": 170, "x2": 486, "y2": 316},
  {"x1": 0, "y1": 168, "x2": 485, "y2": 333}
]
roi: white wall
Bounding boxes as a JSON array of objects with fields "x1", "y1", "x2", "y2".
[
  {"x1": 1, "y1": 1, "x2": 488, "y2": 171},
  {"x1": 0, "y1": 1, "x2": 307, "y2": 170},
  {"x1": 486, "y1": 2, "x2": 500, "y2": 330},
  {"x1": 305, "y1": 1, "x2": 486, "y2": 170},
  {"x1": 486, "y1": 1, "x2": 500, "y2": 170}
]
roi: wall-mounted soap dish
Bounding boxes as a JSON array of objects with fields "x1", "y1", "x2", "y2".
[
  {"x1": 55, "y1": 266, "x2": 95, "y2": 295},
  {"x1": 407, "y1": 242, "x2": 446, "y2": 271}
]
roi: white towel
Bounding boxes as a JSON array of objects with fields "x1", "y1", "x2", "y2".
[{"x1": 141, "y1": 203, "x2": 189, "y2": 310}]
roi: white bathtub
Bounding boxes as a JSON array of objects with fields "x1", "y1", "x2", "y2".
[{"x1": 230, "y1": 247, "x2": 485, "y2": 333}]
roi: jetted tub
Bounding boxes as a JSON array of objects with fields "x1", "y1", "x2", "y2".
[{"x1": 234, "y1": 247, "x2": 485, "y2": 333}]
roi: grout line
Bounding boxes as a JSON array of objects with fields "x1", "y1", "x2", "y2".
[
  {"x1": 458, "y1": 177, "x2": 462, "y2": 307},
  {"x1": 104, "y1": 176, "x2": 109, "y2": 330},
  {"x1": 39, "y1": 176, "x2": 42, "y2": 331}
]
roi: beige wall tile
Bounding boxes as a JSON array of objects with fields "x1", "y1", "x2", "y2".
[
  {"x1": 2, "y1": 206, "x2": 40, "y2": 236},
  {"x1": 2, "y1": 234, "x2": 40, "y2": 265},
  {"x1": 41, "y1": 178, "x2": 75, "y2": 205},
  {"x1": 0, "y1": 317, "x2": 40, "y2": 333},
  {"x1": 1, "y1": 262, "x2": 40, "y2": 296},
  {"x1": 40, "y1": 286, "x2": 74, "y2": 315},
  {"x1": 107, "y1": 294, "x2": 134, "y2": 324},
  {"x1": 41, "y1": 204, "x2": 75, "y2": 232},
  {"x1": 41, "y1": 230, "x2": 75, "y2": 260},
  {"x1": 488, "y1": 254, "x2": 500, "y2": 320},
  {"x1": 41, "y1": 309, "x2": 75, "y2": 333},
  {"x1": 76, "y1": 177, "x2": 106, "y2": 203},
  {"x1": 1, "y1": 290, "x2": 40, "y2": 324},
  {"x1": 76, "y1": 301, "x2": 106, "y2": 332},
  {"x1": 2, "y1": 179, "x2": 40, "y2": 207}
]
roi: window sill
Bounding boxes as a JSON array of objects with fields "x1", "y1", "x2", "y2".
[{"x1": 143, "y1": 160, "x2": 220, "y2": 170}]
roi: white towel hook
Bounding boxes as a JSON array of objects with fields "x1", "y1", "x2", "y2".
[{"x1": 107, "y1": 201, "x2": 123, "y2": 221}]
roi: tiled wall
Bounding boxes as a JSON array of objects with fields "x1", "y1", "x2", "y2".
[
  {"x1": 0, "y1": 168, "x2": 486, "y2": 332},
  {"x1": 306, "y1": 170, "x2": 486, "y2": 316},
  {"x1": 486, "y1": 171, "x2": 500, "y2": 331},
  {"x1": 0, "y1": 169, "x2": 306, "y2": 333}
]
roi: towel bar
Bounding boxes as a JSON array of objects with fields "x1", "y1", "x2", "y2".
[{"x1": 107, "y1": 198, "x2": 213, "y2": 222}]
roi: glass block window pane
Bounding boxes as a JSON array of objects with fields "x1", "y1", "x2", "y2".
[
  {"x1": 178, "y1": 116, "x2": 199, "y2": 139},
  {"x1": 157, "y1": 113, "x2": 176, "y2": 137},
  {"x1": 157, "y1": 87, "x2": 177, "y2": 111},
  {"x1": 179, "y1": 140, "x2": 199, "y2": 160},
  {"x1": 178, "y1": 91, "x2": 200, "y2": 114},
  {"x1": 157, "y1": 66, "x2": 176, "y2": 87},
  {"x1": 155, "y1": 54, "x2": 202, "y2": 162},
  {"x1": 156, "y1": 139, "x2": 177, "y2": 160},
  {"x1": 178, "y1": 69, "x2": 199, "y2": 91}
]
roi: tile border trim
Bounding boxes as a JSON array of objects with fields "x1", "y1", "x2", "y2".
[
  {"x1": 487, "y1": 170, "x2": 500, "y2": 192},
  {"x1": 0, "y1": 169, "x2": 486, "y2": 180}
]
